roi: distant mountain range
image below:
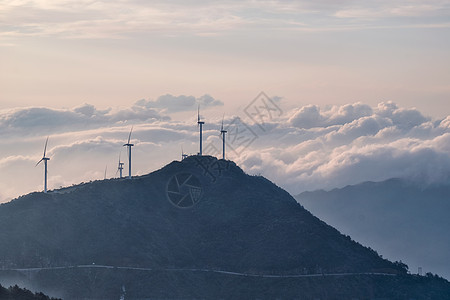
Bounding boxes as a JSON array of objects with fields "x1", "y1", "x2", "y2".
[
  {"x1": 0, "y1": 156, "x2": 449, "y2": 299},
  {"x1": 296, "y1": 178, "x2": 450, "y2": 281}
]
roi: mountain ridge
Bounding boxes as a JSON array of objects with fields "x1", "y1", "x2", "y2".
[
  {"x1": 1, "y1": 156, "x2": 449, "y2": 299},
  {"x1": 296, "y1": 177, "x2": 450, "y2": 280}
]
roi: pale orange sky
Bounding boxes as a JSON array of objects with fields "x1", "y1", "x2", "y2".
[{"x1": 1, "y1": 0, "x2": 449, "y2": 118}]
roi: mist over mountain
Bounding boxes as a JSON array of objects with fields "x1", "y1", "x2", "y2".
[
  {"x1": 296, "y1": 178, "x2": 450, "y2": 280},
  {"x1": 0, "y1": 156, "x2": 449, "y2": 299}
]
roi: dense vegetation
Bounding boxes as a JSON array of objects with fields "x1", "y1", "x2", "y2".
[{"x1": 0, "y1": 284, "x2": 60, "y2": 300}]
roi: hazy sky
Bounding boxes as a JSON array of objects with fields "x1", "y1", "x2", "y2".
[
  {"x1": 1, "y1": 0, "x2": 450, "y2": 117},
  {"x1": 1, "y1": 1, "x2": 450, "y2": 201}
]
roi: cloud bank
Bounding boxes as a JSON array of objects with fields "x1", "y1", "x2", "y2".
[
  {"x1": 0, "y1": 93, "x2": 222, "y2": 136},
  {"x1": 0, "y1": 99, "x2": 449, "y2": 202},
  {"x1": 236, "y1": 101, "x2": 450, "y2": 193},
  {"x1": 0, "y1": 102, "x2": 166, "y2": 136}
]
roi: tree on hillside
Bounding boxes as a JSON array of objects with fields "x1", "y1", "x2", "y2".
[{"x1": 0, "y1": 284, "x2": 61, "y2": 300}]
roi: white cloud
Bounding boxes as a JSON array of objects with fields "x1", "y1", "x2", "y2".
[
  {"x1": 334, "y1": 1, "x2": 449, "y2": 19},
  {"x1": 2, "y1": 0, "x2": 450, "y2": 39},
  {"x1": 0, "y1": 103, "x2": 167, "y2": 136},
  {"x1": 233, "y1": 101, "x2": 449, "y2": 194},
  {"x1": 439, "y1": 116, "x2": 450, "y2": 129},
  {"x1": 0, "y1": 100, "x2": 449, "y2": 203},
  {"x1": 0, "y1": 0, "x2": 251, "y2": 38},
  {"x1": 376, "y1": 101, "x2": 429, "y2": 130},
  {"x1": 136, "y1": 94, "x2": 223, "y2": 113},
  {"x1": 288, "y1": 102, "x2": 374, "y2": 129}
]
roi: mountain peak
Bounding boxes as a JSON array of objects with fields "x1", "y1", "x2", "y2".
[
  {"x1": 1, "y1": 159, "x2": 449, "y2": 299},
  {"x1": 175, "y1": 155, "x2": 244, "y2": 180},
  {"x1": 0, "y1": 156, "x2": 398, "y2": 273}
]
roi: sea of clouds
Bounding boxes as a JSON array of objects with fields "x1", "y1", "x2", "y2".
[{"x1": 0, "y1": 95, "x2": 449, "y2": 202}]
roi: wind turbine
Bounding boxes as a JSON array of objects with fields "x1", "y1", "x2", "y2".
[
  {"x1": 116, "y1": 152, "x2": 124, "y2": 178},
  {"x1": 123, "y1": 127, "x2": 134, "y2": 179},
  {"x1": 181, "y1": 146, "x2": 188, "y2": 160},
  {"x1": 36, "y1": 137, "x2": 50, "y2": 193},
  {"x1": 220, "y1": 115, "x2": 227, "y2": 160},
  {"x1": 197, "y1": 106, "x2": 204, "y2": 156}
]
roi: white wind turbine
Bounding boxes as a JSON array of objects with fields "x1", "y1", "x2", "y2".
[
  {"x1": 123, "y1": 127, "x2": 134, "y2": 179},
  {"x1": 36, "y1": 137, "x2": 50, "y2": 193},
  {"x1": 181, "y1": 146, "x2": 188, "y2": 160},
  {"x1": 220, "y1": 116, "x2": 227, "y2": 160},
  {"x1": 116, "y1": 152, "x2": 124, "y2": 178},
  {"x1": 197, "y1": 106, "x2": 204, "y2": 156}
]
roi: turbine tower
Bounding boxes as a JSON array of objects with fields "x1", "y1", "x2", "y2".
[
  {"x1": 181, "y1": 146, "x2": 188, "y2": 160},
  {"x1": 123, "y1": 127, "x2": 134, "y2": 179},
  {"x1": 36, "y1": 137, "x2": 50, "y2": 193},
  {"x1": 220, "y1": 116, "x2": 227, "y2": 160},
  {"x1": 197, "y1": 106, "x2": 204, "y2": 156},
  {"x1": 117, "y1": 153, "x2": 124, "y2": 178}
]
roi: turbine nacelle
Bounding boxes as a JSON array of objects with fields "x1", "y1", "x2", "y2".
[
  {"x1": 123, "y1": 127, "x2": 134, "y2": 179},
  {"x1": 220, "y1": 115, "x2": 227, "y2": 160},
  {"x1": 36, "y1": 137, "x2": 50, "y2": 193},
  {"x1": 36, "y1": 136, "x2": 50, "y2": 165},
  {"x1": 36, "y1": 157, "x2": 50, "y2": 167},
  {"x1": 197, "y1": 106, "x2": 205, "y2": 156},
  {"x1": 181, "y1": 146, "x2": 188, "y2": 160},
  {"x1": 116, "y1": 152, "x2": 125, "y2": 178},
  {"x1": 197, "y1": 105, "x2": 202, "y2": 123},
  {"x1": 220, "y1": 115, "x2": 227, "y2": 134}
]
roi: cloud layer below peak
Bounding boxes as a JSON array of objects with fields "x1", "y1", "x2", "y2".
[
  {"x1": 235, "y1": 101, "x2": 449, "y2": 193},
  {"x1": 0, "y1": 99, "x2": 449, "y2": 202}
]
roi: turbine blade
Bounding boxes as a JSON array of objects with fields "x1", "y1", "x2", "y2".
[
  {"x1": 127, "y1": 126, "x2": 133, "y2": 144},
  {"x1": 197, "y1": 105, "x2": 200, "y2": 122},
  {"x1": 35, "y1": 158, "x2": 43, "y2": 167},
  {"x1": 221, "y1": 114, "x2": 224, "y2": 131},
  {"x1": 43, "y1": 137, "x2": 49, "y2": 157}
]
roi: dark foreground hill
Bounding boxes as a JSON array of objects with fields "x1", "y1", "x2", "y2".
[
  {"x1": 0, "y1": 156, "x2": 449, "y2": 299},
  {"x1": 0, "y1": 283, "x2": 60, "y2": 300},
  {"x1": 296, "y1": 178, "x2": 450, "y2": 280}
]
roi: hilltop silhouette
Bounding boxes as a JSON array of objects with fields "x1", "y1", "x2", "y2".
[{"x1": 0, "y1": 156, "x2": 449, "y2": 299}]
